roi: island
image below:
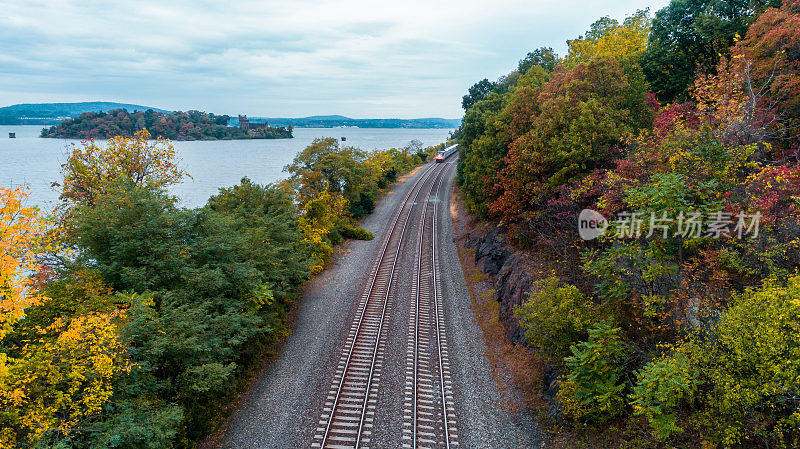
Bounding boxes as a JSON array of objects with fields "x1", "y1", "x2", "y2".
[{"x1": 40, "y1": 109, "x2": 293, "y2": 140}]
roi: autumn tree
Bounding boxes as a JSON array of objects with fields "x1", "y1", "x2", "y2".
[
  {"x1": 0, "y1": 187, "x2": 49, "y2": 339},
  {"x1": 57, "y1": 129, "x2": 188, "y2": 208},
  {"x1": 735, "y1": 0, "x2": 800, "y2": 151},
  {"x1": 453, "y1": 3, "x2": 800, "y2": 445},
  {"x1": 692, "y1": 51, "x2": 783, "y2": 148},
  {"x1": 1, "y1": 188, "x2": 131, "y2": 449},
  {"x1": 491, "y1": 56, "x2": 650, "y2": 226},
  {"x1": 1, "y1": 311, "x2": 130, "y2": 448},
  {"x1": 566, "y1": 9, "x2": 651, "y2": 66}
]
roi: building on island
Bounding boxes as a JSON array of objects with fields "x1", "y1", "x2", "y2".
[{"x1": 238, "y1": 115, "x2": 268, "y2": 131}]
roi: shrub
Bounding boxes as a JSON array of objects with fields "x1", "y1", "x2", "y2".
[
  {"x1": 557, "y1": 321, "x2": 627, "y2": 422},
  {"x1": 629, "y1": 351, "x2": 699, "y2": 440},
  {"x1": 689, "y1": 276, "x2": 800, "y2": 447},
  {"x1": 339, "y1": 225, "x2": 374, "y2": 241},
  {"x1": 630, "y1": 276, "x2": 800, "y2": 446},
  {"x1": 514, "y1": 276, "x2": 593, "y2": 361},
  {"x1": 349, "y1": 188, "x2": 377, "y2": 218}
]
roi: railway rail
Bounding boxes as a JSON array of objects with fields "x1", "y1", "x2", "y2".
[
  {"x1": 312, "y1": 151, "x2": 455, "y2": 449},
  {"x1": 403, "y1": 155, "x2": 458, "y2": 449}
]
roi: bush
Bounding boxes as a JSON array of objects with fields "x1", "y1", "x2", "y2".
[
  {"x1": 629, "y1": 352, "x2": 699, "y2": 441},
  {"x1": 514, "y1": 276, "x2": 593, "y2": 361},
  {"x1": 339, "y1": 225, "x2": 374, "y2": 241},
  {"x1": 630, "y1": 276, "x2": 800, "y2": 446},
  {"x1": 689, "y1": 276, "x2": 800, "y2": 447},
  {"x1": 349, "y1": 188, "x2": 377, "y2": 218},
  {"x1": 557, "y1": 321, "x2": 627, "y2": 422}
]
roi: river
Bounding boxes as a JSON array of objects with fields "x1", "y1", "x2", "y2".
[{"x1": 0, "y1": 125, "x2": 453, "y2": 210}]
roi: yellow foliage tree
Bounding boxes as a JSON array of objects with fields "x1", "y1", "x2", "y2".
[
  {"x1": 692, "y1": 48, "x2": 782, "y2": 147},
  {"x1": 297, "y1": 188, "x2": 347, "y2": 274},
  {"x1": 0, "y1": 187, "x2": 49, "y2": 340},
  {"x1": 0, "y1": 311, "x2": 131, "y2": 448},
  {"x1": 365, "y1": 147, "x2": 416, "y2": 177},
  {"x1": 566, "y1": 10, "x2": 650, "y2": 66},
  {"x1": 365, "y1": 150, "x2": 398, "y2": 178},
  {"x1": 57, "y1": 129, "x2": 189, "y2": 207}
]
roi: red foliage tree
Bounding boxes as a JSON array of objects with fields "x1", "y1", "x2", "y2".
[{"x1": 736, "y1": 0, "x2": 800, "y2": 153}]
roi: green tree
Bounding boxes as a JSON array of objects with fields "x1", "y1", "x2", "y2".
[
  {"x1": 62, "y1": 177, "x2": 309, "y2": 444},
  {"x1": 642, "y1": 0, "x2": 780, "y2": 101},
  {"x1": 461, "y1": 78, "x2": 498, "y2": 111},
  {"x1": 456, "y1": 92, "x2": 510, "y2": 218},
  {"x1": 517, "y1": 47, "x2": 558, "y2": 73},
  {"x1": 283, "y1": 137, "x2": 376, "y2": 218}
]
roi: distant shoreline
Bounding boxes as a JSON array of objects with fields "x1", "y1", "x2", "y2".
[
  {"x1": 0, "y1": 102, "x2": 461, "y2": 129},
  {"x1": 39, "y1": 133, "x2": 294, "y2": 141}
]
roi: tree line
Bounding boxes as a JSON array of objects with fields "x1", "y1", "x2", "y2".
[
  {"x1": 0, "y1": 130, "x2": 441, "y2": 448},
  {"x1": 456, "y1": 0, "x2": 800, "y2": 446}
]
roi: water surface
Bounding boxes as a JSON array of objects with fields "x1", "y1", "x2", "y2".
[{"x1": 0, "y1": 125, "x2": 452, "y2": 210}]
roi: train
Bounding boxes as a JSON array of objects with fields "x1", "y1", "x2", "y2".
[{"x1": 434, "y1": 144, "x2": 458, "y2": 163}]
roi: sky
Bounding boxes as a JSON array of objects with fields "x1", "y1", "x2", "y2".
[{"x1": 0, "y1": 0, "x2": 671, "y2": 119}]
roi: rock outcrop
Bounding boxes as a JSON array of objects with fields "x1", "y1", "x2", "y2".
[
  {"x1": 464, "y1": 225, "x2": 566, "y2": 420},
  {"x1": 464, "y1": 227, "x2": 535, "y2": 345}
]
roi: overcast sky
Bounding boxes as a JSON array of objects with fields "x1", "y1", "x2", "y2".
[{"x1": 0, "y1": 0, "x2": 670, "y2": 118}]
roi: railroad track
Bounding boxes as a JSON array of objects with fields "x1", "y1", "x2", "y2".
[
  {"x1": 312, "y1": 159, "x2": 449, "y2": 449},
  {"x1": 403, "y1": 160, "x2": 457, "y2": 449}
]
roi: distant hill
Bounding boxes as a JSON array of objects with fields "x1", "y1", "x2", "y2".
[
  {"x1": 240, "y1": 115, "x2": 461, "y2": 129},
  {"x1": 0, "y1": 102, "x2": 171, "y2": 125},
  {"x1": 300, "y1": 115, "x2": 352, "y2": 121}
]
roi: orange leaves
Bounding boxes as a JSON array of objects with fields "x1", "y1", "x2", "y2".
[
  {"x1": 0, "y1": 186, "x2": 50, "y2": 340},
  {"x1": 692, "y1": 57, "x2": 749, "y2": 127},
  {"x1": 691, "y1": 49, "x2": 782, "y2": 149},
  {"x1": 58, "y1": 129, "x2": 189, "y2": 208}
]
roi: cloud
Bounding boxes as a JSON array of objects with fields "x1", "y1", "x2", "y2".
[{"x1": 0, "y1": 0, "x2": 670, "y2": 117}]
